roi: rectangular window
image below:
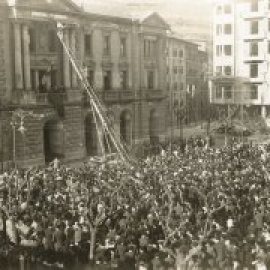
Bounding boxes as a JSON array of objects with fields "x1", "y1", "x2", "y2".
[
  {"x1": 216, "y1": 66, "x2": 222, "y2": 75},
  {"x1": 224, "y1": 24, "x2": 232, "y2": 35},
  {"x1": 87, "y1": 69, "x2": 94, "y2": 85},
  {"x1": 173, "y1": 49, "x2": 178, "y2": 57},
  {"x1": 251, "y1": 1, "x2": 259, "y2": 12},
  {"x1": 120, "y1": 37, "x2": 127, "y2": 57},
  {"x1": 103, "y1": 35, "x2": 110, "y2": 56},
  {"x1": 120, "y1": 70, "x2": 128, "y2": 89},
  {"x1": 147, "y1": 70, "x2": 155, "y2": 89},
  {"x1": 103, "y1": 70, "x2": 111, "y2": 90},
  {"x1": 217, "y1": 6, "x2": 222, "y2": 15},
  {"x1": 216, "y1": 45, "x2": 222, "y2": 56},
  {"x1": 144, "y1": 39, "x2": 156, "y2": 57},
  {"x1": 179, "y1": 49, "x2": 184, "y2": 58},
  {"x1": 84, "y1": 34, "x2": 92, "y2": 55},
  {"x1": 144, "y1": 40, "x2": 149, "y2": 57},
  {"x1": 38, "y1": 70, "x2": 47, "y2": 93},
  {"x1": 29, "y1": 28, "x2": 36, "y2": 53},
  {"x1": 31, "y1": 69, "x2": 36, "y2": 90},
  {"x1": 173, "y1": 66, "x2": 177, "y2": 74},
  {"x1": 250, "y1": 84, "x2": 258, "y2": 99},
  {"x1": 48, "y1": 30, "x2": 56, "y2": 52},
  {"x1": 224, "y1": 86, "x2": 232, "y2": 99},
  {"x1": 250, "y1": 63, "x2": 258, "y2": 78},
  {"x1": 51, "y1": 70, "x2": 57, "y2": 89},
  {"x1": 268, "y1": 19, "x2": 270, "y2": 31},
  {"x1": 251, "y1": 21, "x2": 259, "y2": 34},
  {"x1": 224, "y1": 66, "x2": 232, "y2": 76},
  {"x1": 216, "y1": 86, "x2": 223, "y2": 99},
  {"x1": 216, "y1": 24, "x2": 222, "y2": 35},
  {"x1": 179, "y1": 82, "x2": 184, "y2": 90},
  {"x1": 224, "y1": 45, "x2": 232, "y2": 56},
  {"x1": 250, "y1": 42, "x2": 259, "y2": 56},
  {"x1": 179, "y1": 66, "x2": 183, "y2": 74},
  {"x1": 268, "y1": 41, "x2": 270, "y2": 54},
  {"x1": 224, "y1": 4, "x2": 232, "y2": 14}
]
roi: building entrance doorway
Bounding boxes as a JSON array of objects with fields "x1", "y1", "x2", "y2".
[{"x1": 44, "y1": 120, "x2": 65, "y2": 163}]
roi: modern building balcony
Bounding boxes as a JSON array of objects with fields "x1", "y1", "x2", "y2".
[
  {"x1": 249, "y1": 76, "x2": 265, "y2": 83},
  {"x1": 211, "y1": 74, "x2": 236, "y2": 84},
  {"x1": 244, "y1": 32, "x2": 266, "y2": 41},
  {"x1": 243, "y1": 11, "x2": 266, "y2": 20},
  {"x1": 211, "y1": 74, "x2": 250, "y2": 84},
  {"x1": 244, "y1": 54, "x2": 266, "y2": 63}
]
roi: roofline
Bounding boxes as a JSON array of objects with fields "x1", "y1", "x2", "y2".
[
  {"x1": 168, "y1": 36, "x2": 199, "y2": 47},
  {"x1": 80, "y1": 11, "x2": 133, "y2": 25}
]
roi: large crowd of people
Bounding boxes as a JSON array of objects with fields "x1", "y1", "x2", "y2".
[{"x1": 1, "y1": 136, "x2": 270, "y2": 270}]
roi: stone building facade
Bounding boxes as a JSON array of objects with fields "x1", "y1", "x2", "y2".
[
  {"x1": 0, "y1": 0, "x2": 169, "y2": 168},
  {"x1": 166, "y1": 35, "x2": 209, "y2": 128}
]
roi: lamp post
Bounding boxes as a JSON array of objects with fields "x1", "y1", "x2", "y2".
[{"x1": 11, "y1": 109, "x2": 44, "y2": 169}]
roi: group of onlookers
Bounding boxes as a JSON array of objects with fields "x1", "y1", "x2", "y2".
[{"x1": 0, "y1": 137, "x2": 270, "y2": 269}]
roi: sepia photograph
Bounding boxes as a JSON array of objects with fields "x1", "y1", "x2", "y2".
[{"x1": 0, "y1": 0, "x2": 270, "y2": 269}]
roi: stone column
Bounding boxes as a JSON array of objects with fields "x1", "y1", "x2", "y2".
[
  {"x1": 93, "y1": 28, "x2": 103, "y2": 89},
  {"x1": 22, "y1": 24, "x2": 31, "y2": 90},
  {"x1": 111, "y1": 30, "x2": 120, "y2": 89},
  {"x1": 126, "y1": 33, "x2": 132, "y2": 89},
  {"x1": 14, "y1": 23, "x2": 23, "y2": 89},
  {"x1": 63, "y1": 28, "x2": 71, "y2": 89},
  {"x1": 35, "y1": 70, "x2": 39, "y2": 90},
  {"x1": 157, "y1": 37, "x2": 165, "y2": 90},
  {"x1": 70, "y1": 28, "x2": 77, "y2": 88}
]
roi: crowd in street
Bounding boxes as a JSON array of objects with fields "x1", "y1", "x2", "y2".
[{"x1": 1, "y1": 136, "x2": 270, "y2": 269}]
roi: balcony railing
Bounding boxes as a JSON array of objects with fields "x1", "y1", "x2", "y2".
[
  {"x1": 102, "y1": 90, "x2": 136, "y2": 103},
  {"x1": 243, "y1": 10, "x2": 266, "y2": 20},
  {"x1": 244, "y1": 54, "x2": 266, "y2": 63},
  {"x1": 12, "y1": 89, "x2": 82, "y2": 105},
  {"x1": 83, "y1": 90, "x2": 136, "y2": 106},
  {"x1": 144, "y1": 89, "x2": 166, "y2": 100}
]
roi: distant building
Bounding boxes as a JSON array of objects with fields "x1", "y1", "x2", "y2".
[
  {"x1": 166, "y1": 34, "x2": 210, "y2": 127},
  {"x1": 212, "y1": 0, "x2": 270, "y2": 118}
]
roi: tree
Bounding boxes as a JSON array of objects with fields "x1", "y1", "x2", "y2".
[
  {"x1": 75, "y1": 161, "x2": 136, "y2": 261},
  {"x1": 139, "y1": 157, "x2": 228, "y2": 269}
]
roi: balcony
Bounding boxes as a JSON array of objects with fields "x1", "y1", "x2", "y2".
[
  {"x1": 243, "y1": 11, "x2": 266, "y2": 20},
  {"x1": 83, "y1": 90, "x2": 136, "y2": 106},
  {"x1": 102, "y1": 90, "x2": 135, "y2": 103},
  {"x1": 144, "y1": 89, "x2": 166, "y2": 100},
  {"x1": 244, "y1": 32, "x2": 266, "y2": 41},
  {"x1": 244, "y1": 54, "x2": 266, "y2": 63},
  {"x1": 12, "y1": 89, "x2": 82, "y2": 106}
]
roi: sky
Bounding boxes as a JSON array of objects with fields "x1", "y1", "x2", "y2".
[{"x1": 73, "y1": 0, "x2": 213, "y2": 24}]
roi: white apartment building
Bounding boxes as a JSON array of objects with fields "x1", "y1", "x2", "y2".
[{"x1": 212, "y1": 0, "x2": 270, "y2": 117}]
